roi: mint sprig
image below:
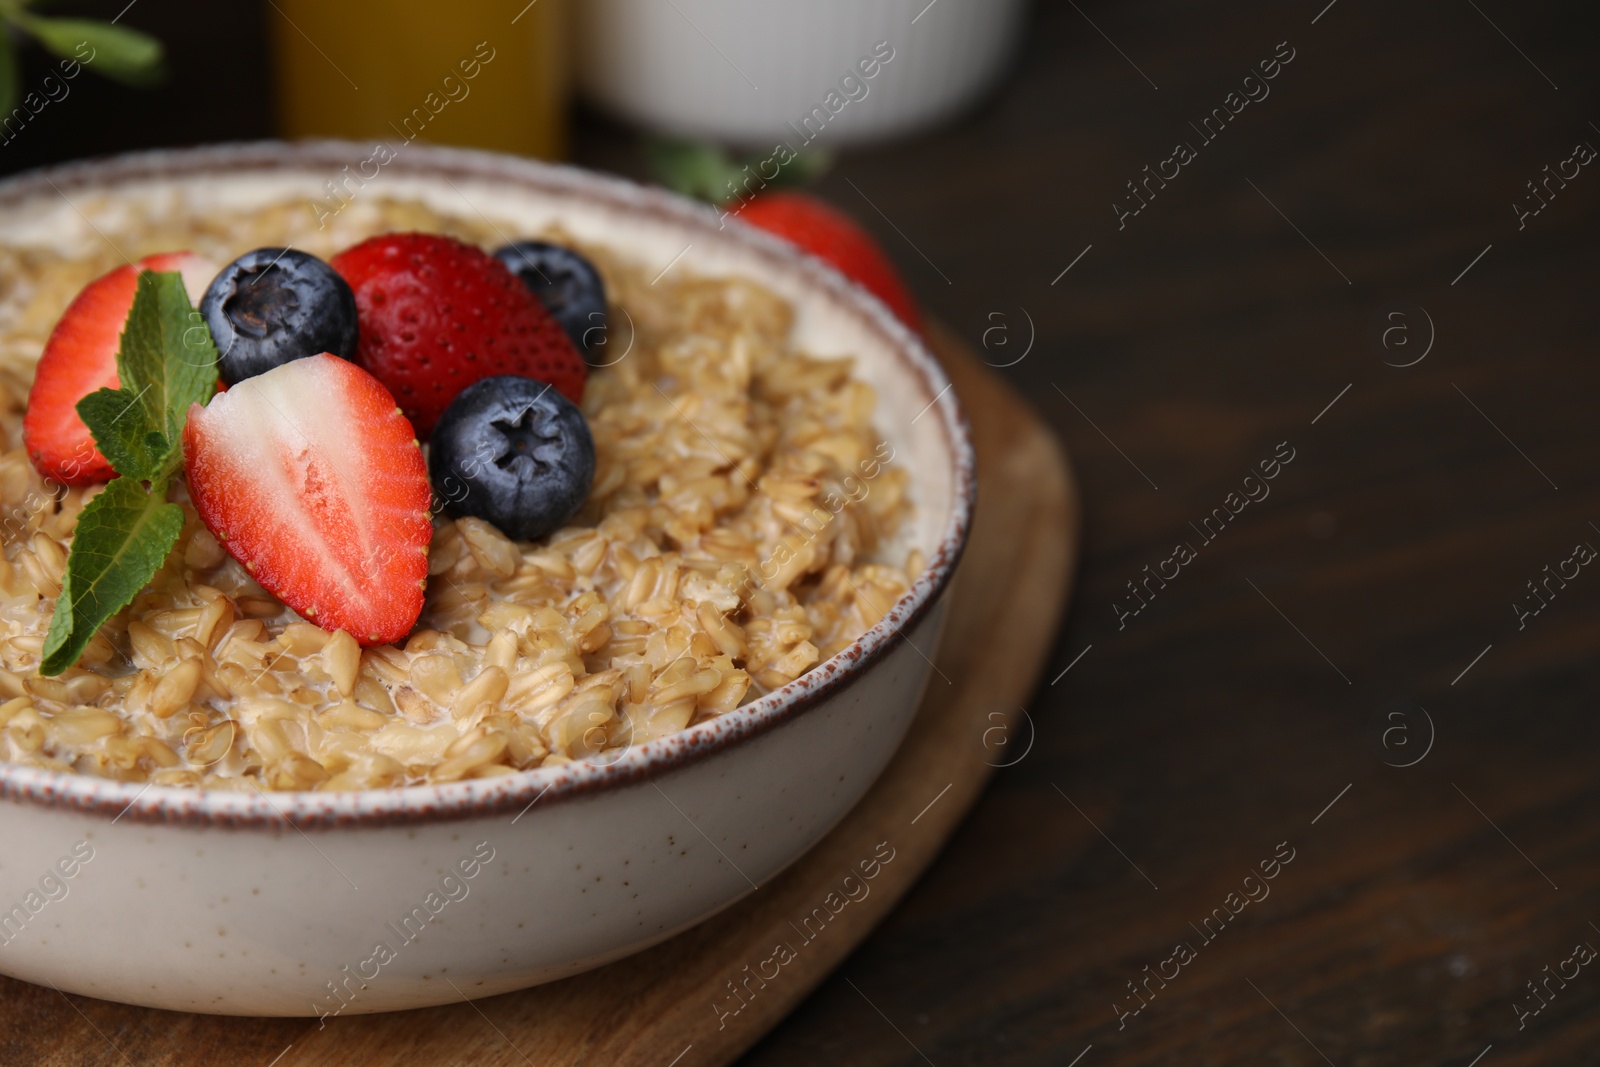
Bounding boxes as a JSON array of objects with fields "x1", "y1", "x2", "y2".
[{"x1": 41, "y1": 271, "x2": 218, "y2": 676}]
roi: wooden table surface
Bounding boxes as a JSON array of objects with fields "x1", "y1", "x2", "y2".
[{"x1": 7, "y1": 1, "x2": 1600, "y2": 1063}]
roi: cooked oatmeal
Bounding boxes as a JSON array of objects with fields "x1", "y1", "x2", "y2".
[{"x1": 0, "y1": 195, "x2": 918, "y2": 790}]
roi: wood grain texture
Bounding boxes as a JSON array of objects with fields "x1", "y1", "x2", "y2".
[
  {"x1": 0, "y1": 330, "x2": 1078, "y2": 1066},
  {"x1": 7, "y1": 0, "x2": 1600, "y2": 1059}
]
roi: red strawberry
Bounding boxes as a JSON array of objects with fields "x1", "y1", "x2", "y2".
[
  {"x1": 732, "y1": 192, "x2": 923, "y2": 335},
  {"x1": 24, "y1": 252, "x2": 217, "y2": 485},
  {"x1": 183, "y1": 353, "x2": 433, "y2": 646},
  {"x1": 331, "y1": 233, "x2": 586, "y2": 439}
]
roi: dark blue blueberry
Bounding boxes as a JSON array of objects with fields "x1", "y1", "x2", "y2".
[
  {"x1": 200, "y1": 248, "x2": 358, "y2": 385},
  {"x1": 429, "y1": 375, "x2": 595, "y2": 542},
  {"x1": 493, "y1": 241, "x2": 610, "y2": 364}
]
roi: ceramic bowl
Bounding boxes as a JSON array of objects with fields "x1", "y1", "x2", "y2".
[{"x1": 0, "y1": 141, "x2": 974, "y2": 1016}]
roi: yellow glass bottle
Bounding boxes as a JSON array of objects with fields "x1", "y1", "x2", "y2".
[{"x1": 269, "y1": 0, "x2": 568, "y2": 159}]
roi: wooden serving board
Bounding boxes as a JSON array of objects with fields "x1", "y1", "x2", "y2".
[{"x1": 0, "y1": 325, "x2": 1080, "y2": 1067}]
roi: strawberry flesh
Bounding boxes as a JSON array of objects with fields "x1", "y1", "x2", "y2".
[
  {"x1": 183, "y1": 353, "x2": 432, "y2": 646},
  {"x1": 24, "y1": 252, "x2": 217, "y2": 485},
  {"x1": 331, "y1": 233, "x2": 587, "y2": 439}
]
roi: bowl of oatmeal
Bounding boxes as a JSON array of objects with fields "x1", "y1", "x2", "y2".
[{"x1": 0, "y1": 141, "x2": 973, "y2": 1015}]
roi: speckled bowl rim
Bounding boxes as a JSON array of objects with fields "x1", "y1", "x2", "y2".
[{"x1": 0, "y1": 140, "x2": 976, "y2": 830}]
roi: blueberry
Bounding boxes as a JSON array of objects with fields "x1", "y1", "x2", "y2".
[
  {"x1": 493, "y1": 241, "x2": 610, "y2": 364},
  {"x1": 200, "y1": 248, "x2": 359, "y2": 385},
  {"x1": 429, "y1": 375, "x2": 595, "y2": 542}
]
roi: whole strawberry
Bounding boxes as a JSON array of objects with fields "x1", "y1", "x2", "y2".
[
  {"x1": 733, "y1": 192, "x2": 923, "y2": 335},
  {"x1": 331, "y1": 234, "x2": 586, "y2": 438}
]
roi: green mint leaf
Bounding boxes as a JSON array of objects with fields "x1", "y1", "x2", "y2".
[
  {"x1": 41, "y1": 477, "x2": 184, "y2": 675},
  {"x1": 18, "y1": 15, "x2": 166, "y2": 87},
  {"x1": 77, "y1": 386, "x2": 163, "y2": 481},
  {"x1": 46, "y1": 271, "x2": 217, "y2": 673},
  {"x1": 77, "y1": 271, "x2": 217, "y2": 483},
  {"x1": 0, "y1": 35, "x2": 18, "y2": 120}
]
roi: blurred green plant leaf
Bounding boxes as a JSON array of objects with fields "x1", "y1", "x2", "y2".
[
  {"x1": 648, "y1": 137, "x2": 836, "y2": 206},
  {"x1": 778, "y1": 147, "x2": 836, "y2": 186},
  {"x1": 0, "y1": 34, "x2": 17, "y2": 118},
  {"x1": 648, "y1": 139, "x2": 744, "y2": 204},
  {"x1": 18, "y1": 15, "x2": 165, "y2": 86}
]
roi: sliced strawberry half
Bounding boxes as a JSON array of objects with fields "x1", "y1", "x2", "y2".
[
  {"x1": 183, "y1": 353, "x2": 433, "y2": 646},
  {"x1": 24, "y1": 252, "x2": 218, "y2": 485}
]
